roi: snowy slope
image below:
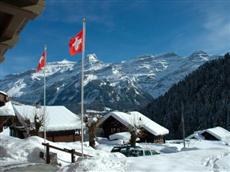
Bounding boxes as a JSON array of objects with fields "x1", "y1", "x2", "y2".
[{"x1": 0, "y1": 51, "x2": 221, "y2": 112}]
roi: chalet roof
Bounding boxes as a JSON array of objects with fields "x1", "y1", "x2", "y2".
[
  {"x1": 187, "y1": 126, "x2": 230, "y2": 142},
  {"x1": 13, "y1": 104, "x2": 82, "y2": 132},
  {"x1": 98, "y1": 111, "x2": 169, "y2": 136},
  {"x1": 0, "y1": 91, "x2": 8, "y2": 96},
  {"x1": 0, "y1": 101, "x2": 15, "y2": 117},
  {"x1": 203, "y1": 126, "x2": 230, "y2": 141}
]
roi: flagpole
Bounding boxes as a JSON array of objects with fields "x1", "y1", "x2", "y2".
[
  {"x1": 43, "y1": 45, "x2": 47, "y2": 143},
  {"x1": 181, "y1": 101, "x2": 185, "y2": 148},
  {"x1": 81, "y1": 18, "x2": 86, "y2": 156}
]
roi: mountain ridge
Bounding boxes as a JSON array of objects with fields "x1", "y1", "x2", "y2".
[{"x1": 0, "y1": 51, "x2": 222, "y2": 113}]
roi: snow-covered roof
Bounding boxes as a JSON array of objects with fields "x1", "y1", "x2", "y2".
[
  {"x1": 98, "y1": 111, "x2": 169, "y2": 136},
  {"x1": 187, "y1": 126, "x2": 230, "y2": 142},
  {"x1": 0, "y1": 91, "x2": 8, "y2": 96},
  {"x1": 13, "y1": 104, "x2": 81, "y2": 132},
  {"x1": 204, "y1": 127, "x2": 230, "y2": 141},
  {"x1": 0, "y1": 101, "x2": 15, "y2": 117}
]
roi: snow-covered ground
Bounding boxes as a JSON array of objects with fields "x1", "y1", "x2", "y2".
[{"x1": 1, "y1": 130, "x2": 230, "y2": 172}]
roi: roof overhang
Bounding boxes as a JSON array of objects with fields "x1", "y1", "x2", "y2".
[{"x1": 0, "y1": 0, "x2": 45, "y2": 63}]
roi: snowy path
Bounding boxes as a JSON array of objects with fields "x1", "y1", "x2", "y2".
[
  {"x1": 203, "y1": 153, "x2": 229, "y2": 172},
  {"x1": 126, "y1": 149, "x2": 230, "y2": 172},
  {"x1": 204, "y1": 152, "x2": 230, "y2": 172}
]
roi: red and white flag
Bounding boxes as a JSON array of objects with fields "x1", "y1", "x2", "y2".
[
  {"x1": 36, "y1": 49, "x2": 47, "y2": 72},
  {"x1": 69, "y1": 29, "x2": 83, "y2": 56}
]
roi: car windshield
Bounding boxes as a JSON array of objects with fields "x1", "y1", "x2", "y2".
[
  {"x1": 111, "y1": 148, "x2": 120, "y2": 152},
  {"x1": 144, "y1": 150, "x2": 151, "y2": 156}
]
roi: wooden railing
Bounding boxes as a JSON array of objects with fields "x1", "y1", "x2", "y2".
[{"x1": 42, "y1": 142, "x2": 92, "y2": 164}]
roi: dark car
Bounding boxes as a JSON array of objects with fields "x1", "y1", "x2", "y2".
[{"x1": 111, "y1": 145, "x2": 159, "y2": 157}]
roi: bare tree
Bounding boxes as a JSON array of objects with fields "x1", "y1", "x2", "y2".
[
  {"x1": 24, "y1": 118, "x2": 32, "y2": 137},
  {"x1": 84, "y1": 114, "x2": 100, "y2": 148},
  {"x1": 129, "y1": 126, "x2": 138, "y2": 147},
  {"x1": 129, "y1": 113, "x2": 142, "y2": 147},
  {"x1": 34, "y1": 110, "x2": 45, "y2": 135}
]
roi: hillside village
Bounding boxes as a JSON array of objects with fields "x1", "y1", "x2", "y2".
[{"x1": 1, "y1": 81, "x2": 230, "y2": 171}]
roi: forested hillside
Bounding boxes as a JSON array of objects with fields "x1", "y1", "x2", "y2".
[{"x1": 142, "y1": 53, "x2": 230, "y2": 139}]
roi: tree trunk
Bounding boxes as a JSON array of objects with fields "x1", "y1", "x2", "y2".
[{"x1": 130, "y1": 129, "x2": 137, "y2": 147}]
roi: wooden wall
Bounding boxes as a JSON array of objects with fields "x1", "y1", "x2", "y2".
[
  {"x1": 101, "y1": 116, "x2": 129, "y2": 137},
  {"x1": 139, "y1": 129, "x2": 165, "y2": 143},
  {"x1": 100, "y1": 116, "x2": 166, "y2": 143},
  {"x1": 10, "y1": 127, "x2": 82, "y2": 142},
  {"x1": 38, "y1": 130, "x2": 81, "y2": 142}
]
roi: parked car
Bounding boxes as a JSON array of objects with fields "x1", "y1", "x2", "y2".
[{"x1": 111, "y1": 145, "x2": 159, "y2": 157}]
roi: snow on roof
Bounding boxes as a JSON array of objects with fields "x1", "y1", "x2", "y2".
[
  {"x1": 0, "y1": 101, "x2": 15, "y2": 117},
  {"x1": 0, "y1": 91, "x2": 8, "y2": 96},
  {"x1": 129, "y1": 111, "x2": 169, "y2": 136},
  {"x1": 98, "y1": 111, "x2": 169, "y2": 136},
  {"x1": 187, "y1": 126, "x2": 230, "y2": 142},
  {"x1": 204, "y1": 126, "x2": 230, "y2": 141},
  {"x1": 13, "y1": 104, "x2": 81, "y2": 132}
]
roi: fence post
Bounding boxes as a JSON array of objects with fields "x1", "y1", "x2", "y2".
[
  {"x1": 46, "y1": 143, "x2": 50, "y2": 164},
  {"x1": 71, "y1": 149, "x2": 75, "y2": 163}
]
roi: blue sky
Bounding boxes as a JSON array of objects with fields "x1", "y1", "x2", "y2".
[{"x1": 1, "y1": 0, "x2": 230, "y2": 78}]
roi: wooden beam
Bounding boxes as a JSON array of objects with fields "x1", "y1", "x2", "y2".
[
  {"x1": 0, "y1": 0, "x2": 44, "y2": 63},
  {"x1": 1, "y1": 15, "x2": 26, "y2": 41},
  {"x1": 0, "y1": 0, "x2": 40, "y2": 7},
  {"x1": 0, "y1": 34, "x2": 19, "y2": 47},
  {"x1": 0, "y1": 2, "x2": 36, "y2": 19}
]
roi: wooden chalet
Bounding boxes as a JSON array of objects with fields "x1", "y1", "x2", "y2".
[
  {"x1": 97, "y1": 111, "x2": 169, "y2": 143},
  {"x1": 0, "y1": 91, "x2": 15, "y2": 132},
  {"x1": 187, "y1": 126, "x2": 230, "y2": 143},
  {"x1": 10, "y1": 104, "x2": 82, "y2": 142}
]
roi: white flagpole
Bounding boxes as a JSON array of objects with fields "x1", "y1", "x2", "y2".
[
  {"x1": 43, "y1": 45, "x2": 47, "y2": 143},
  {"x1": 81, "y1": 18, "x2": 86, "y2": 156}
]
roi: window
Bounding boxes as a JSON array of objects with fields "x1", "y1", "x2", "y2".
[
  {"x1": 144, "y1": 150, "x2": 151, "y2": 156},
  {"x1": 151, "y1": 150, "x2": 158, "y2": 155},
  {"x1": 111, "y1": 128, "x2": 116, "y2": 133}
]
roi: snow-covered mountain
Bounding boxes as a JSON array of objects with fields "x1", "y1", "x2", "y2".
[{"x1": 0, "y1": 51, "x2": 221, "y2": 113}]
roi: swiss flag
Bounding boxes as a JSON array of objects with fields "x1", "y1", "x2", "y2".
[
  {"x1": 69, "y1": 30, "x2": 83, "y2": 56},
  {"x1": 36, "y1": 49, "x2": 46, "y2": 72}
]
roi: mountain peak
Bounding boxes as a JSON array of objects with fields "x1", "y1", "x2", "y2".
[
  {"x1": 58, "y1": 59, "x2": 75, "y2": 64},
  {"x1": 86, "y1": 54, "x2": 99, "y2": 63},
  {"x1": 189, "y1": 50, "x2": 209, "y2": 61},
  {"x1": 158, "y1": 52, "x2": 179, "y2": 58}
]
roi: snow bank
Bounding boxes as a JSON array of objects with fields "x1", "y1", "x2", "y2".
[
  {"x1": 96, "y1": 137, "x2": 124, "y2": 145},
  {"x1": 0, "y1": 135, "x2": 87, "y2": 167},
  {"x1": 59, "y1": 152, "x2": 126, "y2": 172},
  {"x1": 109, "y1": 132, "x2": 131, "y2": 142},
  {"x1": 0, "y1": 135, "x2": 45, "y2": 167}
]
